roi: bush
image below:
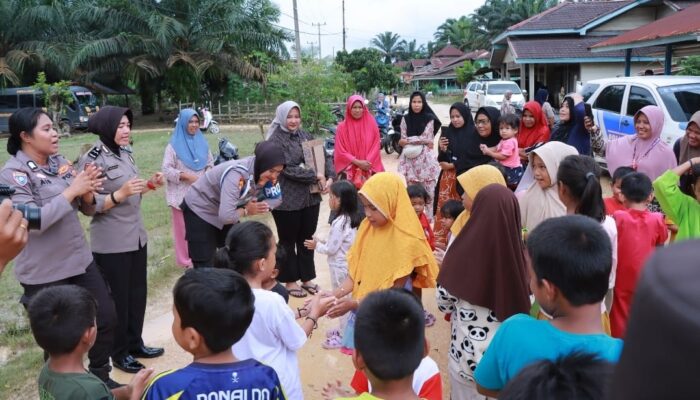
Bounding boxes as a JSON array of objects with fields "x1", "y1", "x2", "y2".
[{"x1": 268, "y1": 62, "x2": 351, "y2": 134}]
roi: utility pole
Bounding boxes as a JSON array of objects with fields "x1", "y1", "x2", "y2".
[
  {"x1": 342, "y1": 0, "x2": 346, "y2": 52},
  {"x1": 307, "y1": 41, "x2": 315, "y2": 59},
  {"x1": 312, "y1": 22, "x2": 326, "y2": 60},
  {"x1": 292, "y1": 0, "x2": 301, "y2": 65}
]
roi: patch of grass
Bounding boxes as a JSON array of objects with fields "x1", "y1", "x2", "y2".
[{"x1": 0, "y1": 127, "x2": 264, "y2": 398}]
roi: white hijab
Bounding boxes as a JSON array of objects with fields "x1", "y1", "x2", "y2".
[
  {"x1": 265, "y1": 100, "x2": 300, "y2": 140},
  {"x1": 518, "y1": 141, "x2": 579, "y2": 232}
]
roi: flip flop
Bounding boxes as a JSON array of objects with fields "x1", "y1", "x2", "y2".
[
  {"x1": 288, "y1": 288, "x2": 307, "y2": 298},
  {"x1": 301, "y1": 283, "x2": 320, "y2": 295}
]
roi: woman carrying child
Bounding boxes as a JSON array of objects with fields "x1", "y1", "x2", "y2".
[
  {"x1": 326, "y1": 172, "x2": 439, "y2": 352},
  {"x1": 304, "y1": 180, "x2": 361, "y2": 350},
  {"x1": 434, "y1": 103, "x2": 499, "y2": 248},
  {"x1": 437, "y1": 184, "x2": 530, "y2": 400},
  {"x1": 480, "y1": 113, "x2": 523, "y2": 188},
  {"x1": 399, "y1": 91, "x2": 441, "y2": 219},
  {"x1": 215, "y1": 221, "x2": 333, "y2": 400}
]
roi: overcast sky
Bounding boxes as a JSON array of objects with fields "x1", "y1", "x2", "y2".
[{"x1": 271, "y1": 0, "x2": 486, "y2": 58}]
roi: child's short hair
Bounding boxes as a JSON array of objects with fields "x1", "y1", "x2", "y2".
[
  {"x1": 440, "y1": 199, "x2": 464, "y2": 220},
  {"x1": 526, "y1": 215, "x2": 611, "y2": 306},
  {"x1": 331, "y1": 180, "x2": 362, "y2": 229},
  {"x1": 611, "y1": 166, "x2": 635, "y2": 184},
  {"x1": 499, "y1": 352, "x2": 614, "y2": 400},
  {"x1": 28, "y1": 285, "x2": 96, "y2": 356},
  {"x1": 620, "y1": 172, "x2": 653, "y2": 203},
  {"x1": 498, "y1": 113, "x2": 520, "y2": 130},
  {"x1": 173, "y1": 268, "x2": 254, "y2": 353},
  {"x1": 355, "y1": 289, "x2": 424, "y2": 381},
  {"x1": 407, "y1": 184, "x2": 429, "y2": 202}
]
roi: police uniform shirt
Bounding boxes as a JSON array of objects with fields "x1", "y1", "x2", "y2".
[
  {"x1": 77, "y1": 140, "x2": 147, "y2": 254},
  {"x1": 0, "y1": 150, "x2": 95, "y2": 285},
  {"x1": 184, "y1": 156, "x2": 282, "y2": 229}
]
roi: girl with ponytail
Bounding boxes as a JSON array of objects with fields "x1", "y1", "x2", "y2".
[{"x1": 557, "y1": 155, "x2": 618, "y2": 334}]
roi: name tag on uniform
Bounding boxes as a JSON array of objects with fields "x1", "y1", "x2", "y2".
[{"x1": 107, "y1": 165, "x2": 119, "y2": 171}]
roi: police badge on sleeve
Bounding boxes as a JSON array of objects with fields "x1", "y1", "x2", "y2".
[{"x1": 12, "y1": 171, "x2": 28, "y2": 186}]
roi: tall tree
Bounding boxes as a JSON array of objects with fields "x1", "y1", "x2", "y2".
[
  {"x1": 434, "y1": 16, "x2": 474, "y2": 51},
  {"x1": 370, "y1": 31, "x2": 402, "y2": 64},
  {"x1": 396, "y1": 39, "x2": 427, "y2": 61},
  {"x1": 470, "y1": 0, "x2": 557, "y2": 48}
]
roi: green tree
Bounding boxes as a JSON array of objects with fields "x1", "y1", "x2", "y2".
[
  {"x1": 680, "y1": 56, "x2": 700, "y2": 76},
  {"x1": 32, "y1": 72, "x2": 74, "y2": 136},
  {"x1": 335, "y1": 49, "x2": 399, "y2": 94},
  {"x1": 268, "y1": 62, "x2": 351, "y2": 134},
  {"x1": 434, "y1": 16, "x2": 475, "y2": 51},
  {"x1": 370, "y1": 31, "x2": 402, "y2": 64},
  {"x1": 470, "y1": 0, "x2": 557, "y2": 49},
  {"x1": 455, "y1": 61, "x2": 475, "y2": 85},
  {"x1": 396, "y1": 39, "x2": 427, "y2": 61}
]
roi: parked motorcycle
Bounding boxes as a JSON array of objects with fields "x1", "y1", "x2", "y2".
[
  {"x1": 199, "y1": 107, "x2": 220, "y2": 134},
  {"x1": 214, "y1": 136, "x2": 239, "y2": 165},
  {"x1": 375, "y1": 108, "x2": 396, "y2": 154}
]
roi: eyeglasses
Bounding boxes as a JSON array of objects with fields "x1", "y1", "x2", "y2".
[{"x1": 475, "y1": 120, "x2": 490, "y2": 125}]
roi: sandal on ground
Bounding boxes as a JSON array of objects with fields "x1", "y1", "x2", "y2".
[
  {"x1": 288, "y1": 288, "x2": 307, "y2": 298},
  {"x1": 322, "y1": 334, "x2": 343, "y2": 349},
  {"x1": 301, "y1": 283, "x2": 320, "y2": 295},
  {"x1": 424, "y1": 310, "x2": 436, "y2": 327},
  {"x1": 326, "y1": 328, "x2": 341, "y2": 338}
]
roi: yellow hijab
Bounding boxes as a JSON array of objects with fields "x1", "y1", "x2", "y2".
[
  {"x1": 348, "y1": 172, "x2": 438, "y2": 300},
  {"x1": 450, "y1": 165, "x2": 507, "y2": 237}
]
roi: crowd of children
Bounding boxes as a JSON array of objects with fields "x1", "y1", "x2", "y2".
[{"x1": 25, "y1": 96, "x2": 700, "y2": 400}]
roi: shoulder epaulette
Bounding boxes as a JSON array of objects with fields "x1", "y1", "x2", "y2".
[{"x1": 87, "y1": 146, "x2": 102, "y2": 160}]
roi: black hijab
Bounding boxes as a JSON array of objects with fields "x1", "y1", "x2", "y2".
[
  {"x1": 550, "y1": 96, "x2": 575, "y2": 143},
  {"x1": 449, "y1": 105, "x2": 501, "y2": 174},
  {"x1": 88, "y1": 106, "x2": 133, "y2": 155},
  {"x1": 253, "y1": 141, "x2": 285, "y2": 183},
  {"x1": 404, "y1": 91, "x2": 442, "y2": 136}
]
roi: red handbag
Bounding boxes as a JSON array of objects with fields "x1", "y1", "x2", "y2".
[{"x1": 341, "y1": 165, "x2": 372, "y2": 189}]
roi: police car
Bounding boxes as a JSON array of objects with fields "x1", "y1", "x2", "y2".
[{"x1": 582, "y1": 76, "x2": 700, "y2": 148}]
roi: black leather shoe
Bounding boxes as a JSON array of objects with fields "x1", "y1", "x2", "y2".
[
  {"x1": 130, "y1": 345, "x2": 165, "y2": 359},
  {"x1": 112, "y1": 355, "x2": 145, "y2": 373},
  {"x1": 104, "y1": 378, "x2": 124, "y2": 390}
]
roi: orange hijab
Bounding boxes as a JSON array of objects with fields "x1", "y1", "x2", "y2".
[{"x1": 348, "y1": 172, "x2": 438, "y2": 300}]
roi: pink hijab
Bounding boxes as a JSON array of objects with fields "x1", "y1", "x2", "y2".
[
  {"x1": 333, "y1": 95, "x2": 385, "y2": 173},
  {"x1": 605, "y1": 105, "x2": 677, "y2": 180}
]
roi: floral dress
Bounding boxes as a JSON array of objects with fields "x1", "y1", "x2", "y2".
[{"x1": 399, "y1": 118, "x2": 440, "y2": 219}]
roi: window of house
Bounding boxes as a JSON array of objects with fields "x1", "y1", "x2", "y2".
[{"x1": 593, "y1": 85, "x2": 625, "y2": 113}]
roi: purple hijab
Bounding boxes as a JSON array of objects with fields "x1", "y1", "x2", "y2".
[{"x1": 605, "y1": 105, "x2": 677, "y2": 180}]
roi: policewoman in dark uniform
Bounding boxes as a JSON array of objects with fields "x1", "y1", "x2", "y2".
[
  {"x1": 77, "y1": 106, "x2": 165, "y2": 374},
  {"x1": 182, "y1": 141, "x2": 285, "y2": 268},
  {"x1": 0, "y1": 108, "x2": 118, "y2": 386}
]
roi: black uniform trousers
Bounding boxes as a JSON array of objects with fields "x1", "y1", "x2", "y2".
[
  {"x1": 21, "y1": 261, "x2": 117, "y2": 370},
  {"x1": 272, "y1": 203, "x2": 320, "y2": 283},
  {"x1": 93, "y1": 244, "x2": 147, "y2": 360},
  {"x1": 181, "y1": 200, "x2": 232, "y2": 269}
]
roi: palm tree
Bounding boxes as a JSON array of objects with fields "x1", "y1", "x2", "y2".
[
  {"x1": 434, "y1": 16, "x2": 474, "y2": 51},
  {"x1": 396, "y1": 39, "x2": 426, "y2": 61},
  {"x1": 471, "y1": 0, "x2": 556, "y2": 49},
  {"x1": 371, "y1": 31, "x2": 402, "y2": 64}
]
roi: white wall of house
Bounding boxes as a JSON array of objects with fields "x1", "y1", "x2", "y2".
[
  {"x1": 592, "y1": 7, "x2": 656, "y2": 32},
  {"x1": 580, "y1": 62, "x2": 649, "y2": 83}
]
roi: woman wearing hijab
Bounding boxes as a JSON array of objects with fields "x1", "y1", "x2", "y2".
[
  {"x1": 449, "y1": 164, "x2": 507, "y2": 246},
  {"x1": 591, "y1": 105, "x2": 677, "y2": 182},
  {"x1": 518, "y1": 141, "x2": 579, "y2": 233},
  {"x1": 267, "y1": 101, "x2": 334, "y2": 298},
  {"x1": 162, "y1": 109, "x2": 213, "y2": 268},
  {"x1": 327, "y1": 172, "x2": 439, "y2": 350},
  {"x1": 78, "y1": 106, "x2": 165, "y2": 373},
  {"x1": 333, "y1": 94, "x2": 384, "y2": 185},
  {"x1": 399, "y1": 91, "x2": 442, "y2": 219},
  {"x1": 551, "y1": 95, "x2": 591, "y2": 155},
  {"x1": 437, "y1": 184, "x2": 530, "y2": 400},
  {"x1": 435, "y1": 104, "x2": 500, "y2": 247},
  {"x1": 672, "y1": 110, "x2": 700, "y2": 193},
  {"x1": 518, "y1": 101, "x2": 551, "y2": 162},
  {"x1": 535, "y1": 88, "x2": 555, "y2": 130}
]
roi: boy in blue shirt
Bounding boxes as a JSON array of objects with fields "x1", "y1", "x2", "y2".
[
  {"x1": 142, "y1": 268, "x2": 285, "y2": 399},
  {"x1": 475, "y1": 215, "x2": 623, "y2": 397}
]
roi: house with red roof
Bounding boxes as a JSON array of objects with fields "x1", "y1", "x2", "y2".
[
  {"x1": 490, "y1": 0, "x2": 696, "y2": 106},
  {"x1": 403, "y1": 44, "x2": 489, "y2": 91}
]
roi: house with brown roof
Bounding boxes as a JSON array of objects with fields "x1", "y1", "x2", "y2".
[{"x1": 490, "y1": 0, "x2": 697, "y2": 105}]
